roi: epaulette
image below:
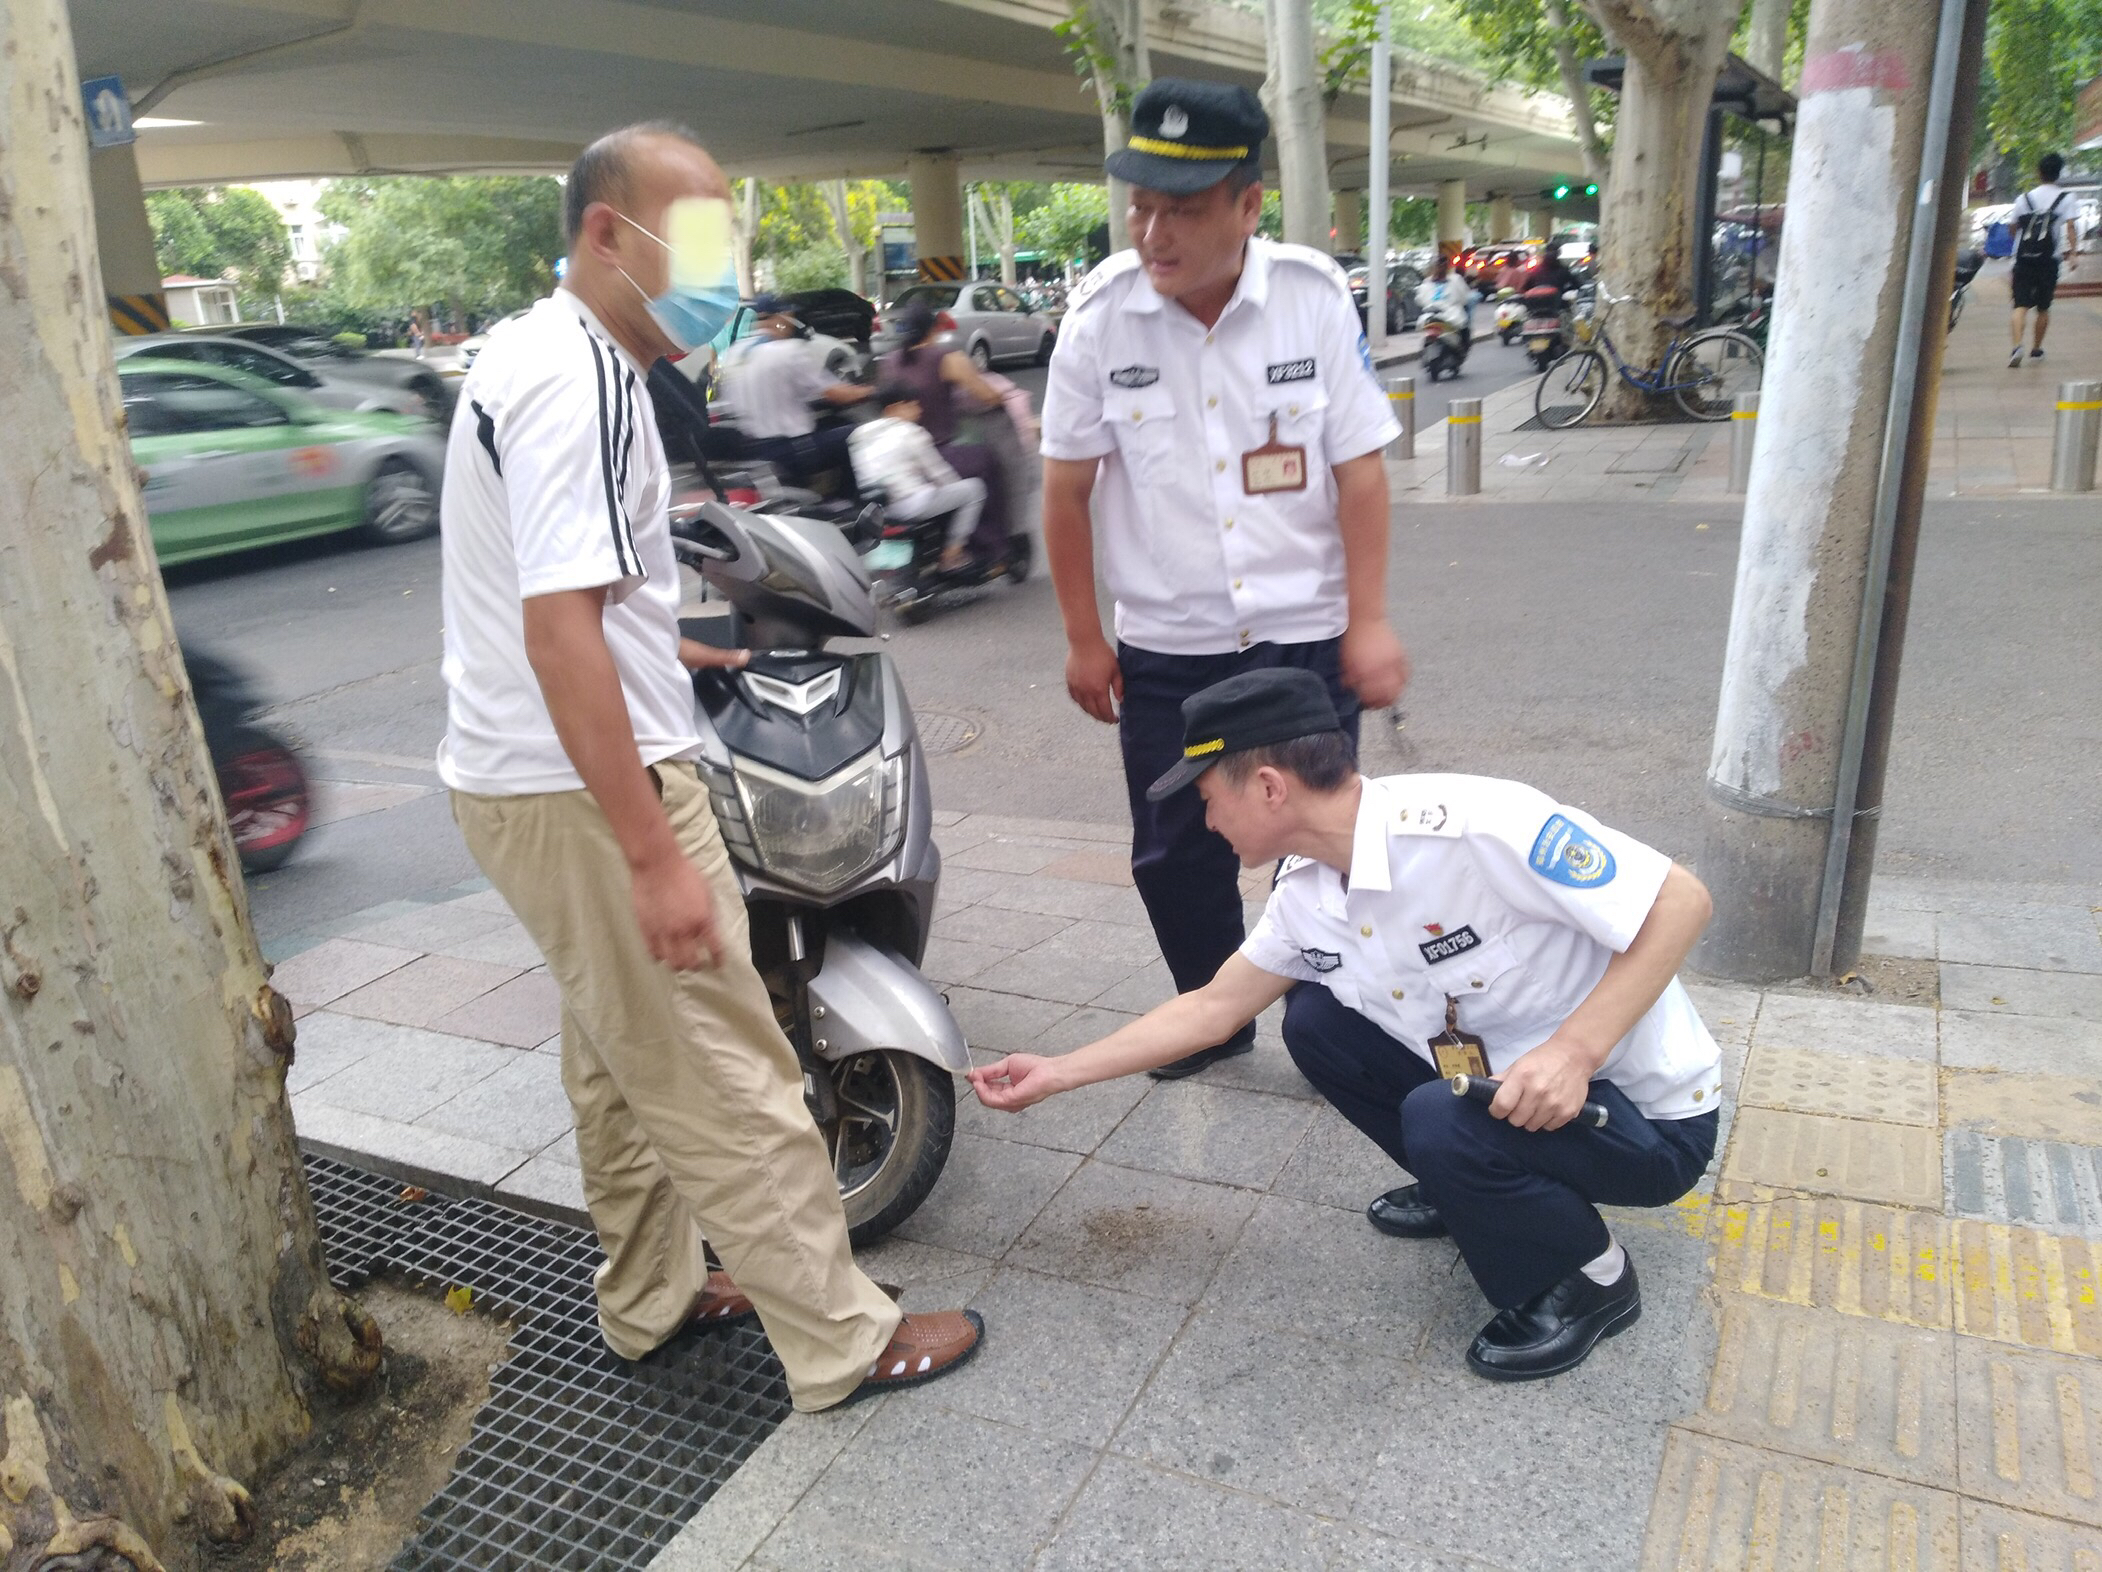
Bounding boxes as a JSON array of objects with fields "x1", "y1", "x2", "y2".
[
  {"x1": 1063, "y1": 249, "x2": 1143, "y2": 317},
  {"x1": 1267, "y1": 242, "x2": 1352, "y2": 290},
  {"x1": 1390, "y1": 799, "x2": 1465, "y2": 838}
]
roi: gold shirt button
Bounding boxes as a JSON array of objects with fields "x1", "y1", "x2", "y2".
[
  {"x1": 1360, "y1": 925, "x2": 1373, "y2": 937},
  {"x1": 1208, "y1": 396, "x2": 1218, "y2": 408},
  {"x1": 1289, "y1": 403, "x2": 1300, "y2": 415},
  {"x1": 1390, "y1": 988, "x2": 1404, "y2": 999},
  {"x1": 1694, "y1": 1089, "x2": 1705, "y2": 1102},
  {"x1": 1215, "y1": 459, "x2": 1226, "y2": 472},
  {"x1": 1224, "y1": 519, "x2": 1235, "y2": 530},
  {"x1": 1131, "y1": 410, "x2": 1143, "y2": 422},
  {"x1": 1233, "y1": 577, "x2": 1243, "y2": 589},
  {"x1": 1470, "y1": 978, "x2": 1485, "y2": 989}
]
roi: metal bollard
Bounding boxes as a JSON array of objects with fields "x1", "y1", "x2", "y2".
[
  {"x1": 2051, "y1": 379, "x2": 2101, "y2": 493},
  {"x1": 1446, "y1": 397, "x2": 1482, "y2": 496},
  {"x1": 1384, "y1": 373, "x2": 1416, "y2": 459},
  {"x1": 1727, "y1": 391, "x2": 1759, "y2": 494}
]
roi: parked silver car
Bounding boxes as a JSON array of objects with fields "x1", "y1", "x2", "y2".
[
  {"x1": 869, "y1": 282, "x2": 1056, "y2": 370},
  {"x1": 112, "y1": 332, "x2": 449, "y2": 422}
]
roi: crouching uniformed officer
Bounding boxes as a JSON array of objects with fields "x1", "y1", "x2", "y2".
[{"x1": 970, "y1": 669, "x2": 1723, "y2": 1380}]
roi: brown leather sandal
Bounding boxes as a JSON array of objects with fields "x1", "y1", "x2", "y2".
[
  {"x1": 843, "y1": 1309, "x2": 985, "y2": 1403},
  {"x1": 689, "y1": 1269, "x2": 757, "y2": 1327}
]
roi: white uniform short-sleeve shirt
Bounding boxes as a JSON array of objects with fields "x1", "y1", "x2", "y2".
[
  {"x1": 1241, "y1": 774, "x2": 1722, "y2": 1120},
  {"x1": 1040, "y1": 239, "x2": 1401, "y2": 656},
  {"x1": 437, "y1": 290, "x2": 700, "y2": 795}
]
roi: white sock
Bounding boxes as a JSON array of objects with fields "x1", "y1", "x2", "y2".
[{"x1": 1580, "y1": 1239, "x2": 1626, "y2": 1286}]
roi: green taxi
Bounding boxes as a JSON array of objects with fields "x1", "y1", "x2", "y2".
[{"x1": 121, "y1": 357, "x2": 446, "y2": 567}]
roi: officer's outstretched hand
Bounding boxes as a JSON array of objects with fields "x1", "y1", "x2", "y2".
[
  {"x1": 1341, "y1": 619, "x2": 1410, "y2": 709},
  {"x1": 969, "y1": 1054, "x2": 1060, "y2": 1112},
  {"x1": 1066, "y1": 638, "x2": 1125, "y2": 724},
  {"x1": 1488, "y1": 1038, "x2": 1594, "y2": 1132}
]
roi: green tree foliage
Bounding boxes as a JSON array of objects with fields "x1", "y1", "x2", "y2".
[
  {"x1": 1983, "y1": 0, "x2": 2102, "y2": 171},
  {"x1": 318, "y1": 175, "x2": 562, "y2": 325},
  {"x1": 1015, "y1": 183, "x2": 1110, "y2": 262},
  {"x1": 143, "y1": 187, "x2": 291, "y2": 288}
]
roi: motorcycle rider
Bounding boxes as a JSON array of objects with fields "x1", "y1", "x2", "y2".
[
  {"x1": 1416, "y1": 255, "x2": 1474, "y2": 347},
  {"x1": 723, "y1": 294, "x2": 873, "y2": 490}
]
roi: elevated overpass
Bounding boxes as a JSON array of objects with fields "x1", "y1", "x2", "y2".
[{"x1": 69, "y1": 0, "x2": 1586, "y2": 323}]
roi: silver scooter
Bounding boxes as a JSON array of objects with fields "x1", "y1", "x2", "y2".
[{"x1": 669, "y1": 489, "x2": 966, "y2": 1244}]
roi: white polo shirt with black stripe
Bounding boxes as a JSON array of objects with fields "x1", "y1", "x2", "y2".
[{"x1": 437, "y1": 289, "x2": 701, "y2": 795}]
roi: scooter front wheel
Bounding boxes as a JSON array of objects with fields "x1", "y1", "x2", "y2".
[{"x1": 824, "y1": 1049, "x2": 955, "y2": 1246}]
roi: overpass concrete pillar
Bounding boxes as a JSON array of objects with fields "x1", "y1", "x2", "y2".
[
  {"x1": 89, "y1": 142, "x2": 169, "y2": 334},
  {"x1": 1437, "y1": 179, "x2": 1468, "y2": 258},
  {"x1": 1332, "y1": 189, "x2": 1362, "y2": 255},
  {"x1": 906, "y1": 151, "x2": 966, "y2": 282},
  {"x1": 1488, "y1": 194, "x2": 1514, "y2": 241}
]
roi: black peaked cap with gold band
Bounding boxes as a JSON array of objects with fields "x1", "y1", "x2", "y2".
[
  {"x1": 1105, "y1": 78, "x2": 1269, "y2": 198},
  {"x1": 1146, "y1": 668, "x2": 1345, "y2": 802}
]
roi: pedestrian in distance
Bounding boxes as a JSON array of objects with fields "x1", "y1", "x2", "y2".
[
  {"x1": 1040, "y1": 77, "x2": 1410, "y2": 1080},
  {"x1": 2008, "y1": 152, "x2": 2080, "y2": 368},
  {"x1": 435, "y1": 120, "x2": 981, "y2": 1410},
  {"x1": 849, "y1": 380, "x2": 988, "y2": 574},
  {"x1": 972, "y1": 668, "x2": 1723, "y2": 1382}
]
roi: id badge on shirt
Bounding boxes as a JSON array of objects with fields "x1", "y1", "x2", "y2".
[
  {"x1": 1241, "y1": 416, "x2": 1308, "y2": 495},
  {"x1": 1429, "y1": 995, "x2": 1489, "y2": 1080}
]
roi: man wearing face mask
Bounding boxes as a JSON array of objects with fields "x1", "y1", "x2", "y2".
[{"x1": 438, "y1": 121, "x2": 983, "y2": 1409}]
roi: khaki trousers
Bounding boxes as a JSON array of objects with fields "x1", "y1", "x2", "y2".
[{"x1": 451, "y1": 763, "x2": 900, "y2": 1410}]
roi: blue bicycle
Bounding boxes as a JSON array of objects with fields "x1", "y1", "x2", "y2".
[{"x1": 1533, "y1": 287, "x2": 1764, "y2": 428}]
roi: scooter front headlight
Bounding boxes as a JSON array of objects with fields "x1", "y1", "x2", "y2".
[{"x1": 730, "y1": 749, "x2": 906, "y2": 896}]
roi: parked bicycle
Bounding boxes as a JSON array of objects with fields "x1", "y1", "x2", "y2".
[{"x1": 1533, "y1": 288, "x2": 1764, "y2": 429}]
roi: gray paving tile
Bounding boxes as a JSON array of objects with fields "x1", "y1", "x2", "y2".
[
  {"x1": 1087, "y1": 960, "x2": 1176, "y2": 1013},
  {"x1": 1313, "y1": 1524, "x2": 1506, "y2": 1572},
  {"x1": 958, "y1": 867, "x2": 1154, "y2": 927},
  {"x1": 1861, "y1": 905, "x2": 1939, "y2": 960},
  {"x1": 1943, "y1": 1129, "x2": 2102, "y2": 1236},
  {"x1": 929, "y1": 905, "x2": 1071, "y2": 952},
  {"x1": 1750, "y1": 992, "x2": 1938, "y2": 1062},
  {"x1": 852, "y1": 1236, "x2": 998, "y2": 1312},
  {"x1": 940, "y1": 986, "x2": 1077, "y2": 1056},
  {"x1": 1036, "y1": 1456, "x2": 1330, "y2": 1571},
  {"x1": 1941, "y1": 1009, "x2": 2102, "y2": 1077},
  {"x1": 291, "y1": 1020, "x2": 513, "y2": 1121},
  {"x1": 284, "y1": 1009, "x2": 398, "y2": 1094},
  {"x1": 648, "y1": 1404, "x2": 883, "y2": 1572},
  {"x1": 1356, "y1": 1362, "x2": 1667, "y2": 1572},
  {"x1": 269, "y1": 937, "x2": 420, "y2": 1015},
  {"x1": 347, "y1": 900, "x2": 513, "y2": 954},
  {"x1": 1011, "y1": 1161, "x2": 1258, "y2": 1306},
  {"x1": 751, "y1": 1401, "x2": 1094, "y2": 1572},
  {"x1": 1097, "y1": 1082, "x2": 1320, "y2": 1190},
  {"x1": 911, "y1": 1267, "x2": 1184, "y2": 1447},
  {"x1": 538, "y1": 1127, "x2": 579, "y2": 1167},
  {"x1": 943, "y1": 837, "x2": 1068, "y2": 874},
  {"x1": 1954, "y1": 1339, "x2": 2102, "y2": 1527},
  {"x1": 1681, "y1": 981, "x2": 1761, "y2": 1047},
  {"x1": 433, "y1": 967, "x2": 563, "y2": 1048},
  {"x1": 916, "y1": 935, "x2": 1015, "y2": 987},
  {"x1": 329, "y1": 952, "x2": 522, "y2": 1030},
  {"x1": 1941, "y1": 961, "x2": 2102, "y2": 1019},
  {"x1": 957, "y1": 1046, "x2": 1152, "y2": 1156},
  {"x1": 970, "y1": 921, "x2": 1153, "y2": 1007},
  {"x1": 1204, "y1": 1193, "x2": 1462, "y2": 1354},
  {"x1": 1939, "y1": 907, "x2": 2102, "y2": 972},
  {"x1": 421, "y1": 1052, "x2": 575, "y2": 1152},
  {"x1": 1195, "y1": 1015, "x2": 1319, "y2": 1102},
  {"x1": 1111, "y1": 1309, "x2": 1405, "y2": 1518},
  {"x1": 426, "y1": 917, "x2": 547, "y2": 970},
  {"x1": 893, "y1": 1131, "x2": 1080, "y2": 1258},
  {"x1": 292, "y1": 1101, "x2": 528, "y2": 1189},
  {"x1": 495, "y1": 1155, "x2": 586, "y2": 1221},
  {"x1": 1272, "y1": 1106, "x2": 1410, "y2": 1214}
]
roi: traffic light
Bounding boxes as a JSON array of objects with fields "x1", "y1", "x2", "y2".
[
  {"x1": 1546, "y1": 183, "x2": 1571, "y2": 201},
  {"x1": 1583, "y1": 182, "x2": 1600, "y2": 197}
]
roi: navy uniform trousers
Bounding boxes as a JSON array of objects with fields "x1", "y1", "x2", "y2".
[
  {"x1": 1119, "y1": 638, "x2": 1361, "y2": 1018},
  {"x1": 1282, "y1": 983, "x2": 1718, "y2": 1307}
]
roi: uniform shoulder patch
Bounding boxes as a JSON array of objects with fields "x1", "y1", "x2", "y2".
[
  {"x1": 1064, "y1": 250, "x2": 1142, "y2": 317},
  {"x1": 1529, "y1": 813, "x2": 1618, "y2": 888},
  {"x1": 1275, "y1": 854, "x2": 1318, "y2": 882},
  {"x1": 1268, "y1": 242, "x2": 1349, "y2": 288},
  {"x1": 1391, "y1": 801, "x2": 1464, "y2": 838}
]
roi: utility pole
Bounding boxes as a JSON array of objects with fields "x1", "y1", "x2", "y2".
[
  {"x1": 1695, "y1": 0, "x2": 1987, "y2": 981},
  {"x1": 1266, "y1": 0, "x2": 1329, "y2": 248},
  {"x1": 1367, "y1": 1, "x2": 1392, "y2": 351}
]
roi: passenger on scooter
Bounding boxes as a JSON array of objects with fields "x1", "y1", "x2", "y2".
[
  {"x1": 733, "y1": 294, "x2": 872, "y2": 492},
  {"x1": 881, "y1": 298, "x2": 1011, "y2": 567},
  {"x1": 849, "y1": 382, "x2": 987, "y2": 575},
  {"x1": 1416, "y1": 256, "x2": 1473, "y2": 348}
]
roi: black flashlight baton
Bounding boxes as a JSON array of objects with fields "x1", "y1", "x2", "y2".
[{"x1": 1450, "y1": 1073, "x2": 1610, "y2": 1129}]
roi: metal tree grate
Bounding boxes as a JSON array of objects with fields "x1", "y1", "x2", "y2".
[{"x1": 302, "y1": 1154, "x2": 791, "y2": 1572}]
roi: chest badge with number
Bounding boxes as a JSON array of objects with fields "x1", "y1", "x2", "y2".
[
  {"x1": 1241, "y1": 415, "x2": 1308, "y2": 495},
  {"x1": 1429, "y1": 995, "x2": 1490, "y2": 1079}
]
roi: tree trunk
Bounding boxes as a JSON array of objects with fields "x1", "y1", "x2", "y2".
[
  {"x1": 0, "y1": 3, "x2": 380, "y2": 1565},
  {"x1": 1265, "y1": 0, "x2": 1331, "y2": 248},
  {"x1": 823, "y1": 180, "x2": 866, "y2": 298},
  {"x1": 1544, "y1": 0, "x2": 1613, "y2": 190},
  {"x1": 1077, "y1": 0, "x2": 1149, "y2": 253},
  {"x1": 997, "y1": 191, "x2": 1018, "y2": 287},
  {"x1": 1582, "y1": 0, "x2": 1739, "y2": 420},
  {"x1": 734, "y1": 177, "x2": 760, "y2": 299},
  {"x1": 1746, "y1": 0, "x2": 1789, "y2": 81}
]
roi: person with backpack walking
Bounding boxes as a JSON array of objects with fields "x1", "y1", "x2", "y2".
[{"x1": 2009, "y1": 152, "x2": 2080, "y2": 368}]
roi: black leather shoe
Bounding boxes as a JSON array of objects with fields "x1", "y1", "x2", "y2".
[
  {"x1": 1466, "y1": 1256, "x2": 1641, "y2": 1381},
  {"x1": 1148, "y1": 1025, "x2": 1256, "y2": 1080},
  {"x1": 1366, "y1": 1183, "x2": 1448, "y2": 1238}
]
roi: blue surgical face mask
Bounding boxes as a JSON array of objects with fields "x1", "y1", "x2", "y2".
[{"x1": 615, "y1": 210, "x2": 739, "y2": 353}]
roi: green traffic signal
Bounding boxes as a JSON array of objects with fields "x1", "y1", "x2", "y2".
[
  {"x1": 1583, "y1": 182, "x2": 1600, "y2": 197},
  {"x1": 1552, "y1": 183, "x2": 1571, "y2": 201}
]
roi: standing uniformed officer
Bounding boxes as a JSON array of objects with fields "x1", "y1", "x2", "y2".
[
  {"x1": 971, "y1": 669, "x2": 1723, "y2": 1381},
  {"x1": 1041, "y1": 79, "x2": 1409, "y2": 1079}
]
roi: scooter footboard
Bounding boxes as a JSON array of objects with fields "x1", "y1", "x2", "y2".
[{"x1": 806, "y1": 933, "x2": 971, "y2": 1073}]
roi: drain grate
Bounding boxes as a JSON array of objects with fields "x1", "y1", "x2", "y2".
[
  {"x1": 304, "y1": 1154, "x2": 791, "y2": 1571},
  {"x1": 915, "y1": 709, "x2": 980, "y2": 756}
]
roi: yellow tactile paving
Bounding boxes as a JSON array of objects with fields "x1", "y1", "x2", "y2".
[
  {"x1": 1952, "y1": 1221, "x2": 2102, "y2": 1359},
  {"x1": 1685, "y1": 1297, "x2": 1957, "y2": 1486},
  {"x1": 1957, "y1": 1340, "x2": 2102, "y2": 1527},
  {"x1": 1944, "y1": 1070, "x2": 2102, "y2": 1147},
  {"x1": 1710, "y1": 1195, "x2": 1953, "y2": 1329},
  {"x1": 1721, "y1": 1108, "x2": 1944, "y2": 1208},
  {"x1": 1640, "y1": 1429, "x2": 1962, "y2": 1571},
  {"x1": 1962, "y1": 1500, "x2": 2102, "y2": 1571},
  {"x1": 1740, "y1": 1045, "x2": 1940, "y2": 1126}
]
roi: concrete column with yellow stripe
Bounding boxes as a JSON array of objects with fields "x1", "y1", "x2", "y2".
[
  {"x1": 89, "y1": 141, "x2": 169, "y2": 334},
  {"x1": 906, "y1": 150, "x2": 966, "y2": 284}
]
